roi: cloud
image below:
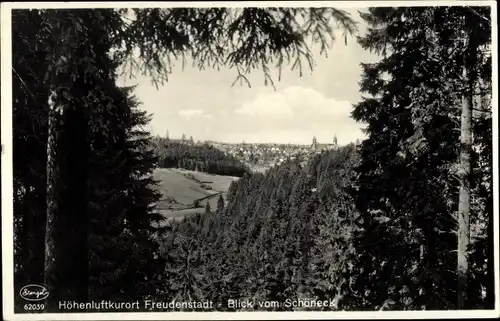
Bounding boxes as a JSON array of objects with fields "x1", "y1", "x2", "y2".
[
  {"x1": 178, "y1": 109, "x2": 204, "y2": 117},
  {"x1": 235, "y1": 86, "x2": 354, "y2": 118},
  {"x1": 235, "y1": 92, "x2": 293, "y2": 116},
  {"x1": 285, "y1": 86, "x2": 354, "y2": 117},
  {"x1": 226, "y1": 86, "x2": 364, "y2": 144}
]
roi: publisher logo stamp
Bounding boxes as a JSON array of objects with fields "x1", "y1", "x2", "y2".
[{"x1": 19, "y1": 284, "x2": 49, "y2": 302}]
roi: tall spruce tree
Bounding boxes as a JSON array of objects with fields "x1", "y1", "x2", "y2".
[
  {"x1": 347, "y1": 6, "x2": 492, "y2": 310},
  {"x1": 43, "y1": 9, "x2": 124, "y2": 308},
  {"x1": 87, "y1": 84, "x2": 164, "y2": 304},
  {"x1": 12, "y1": 9, "x2": 160, "y2": 310}
]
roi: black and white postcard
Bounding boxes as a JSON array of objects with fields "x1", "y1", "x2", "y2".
[{"x1": 1, "y1": 1, "x2": 498, "y2": 320}]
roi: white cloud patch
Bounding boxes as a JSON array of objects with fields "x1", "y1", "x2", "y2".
[
  {"x1": 235, "y1": 92, "x2": 293, "y2": 116},
  {"x1": 178, "y1": 109, "x2": 204, "y2": 117},
  {"x1": 227, "y1": 86, "x2": 364, "y2": 145},
  {"x1": 235, "y1": 86, "x2": 354, "y2": 118},
  {"x1": 283, "y1": 86, "x2": 354, "y2": 117}
]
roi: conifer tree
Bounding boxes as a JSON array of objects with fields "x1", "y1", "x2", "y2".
[
  {"x1": 43, "y1": 9, "x2": 123, "y2": 308},
  {"x1": 347, "y1": 6, "x2": 492, "y2": 310},
  {"x1": 87, "y1": 84, "x2": 163, "y2": 303},
  {"x1": 217, "y1": 194, "x2": 225, "y2": 213}
]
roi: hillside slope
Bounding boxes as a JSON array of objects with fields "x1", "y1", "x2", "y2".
[
  {"x1": 151, "y1": 168, "x2": 239, "y2": 222},
  {"x1": 157, "y1": 144, "x2": 361, "y2": 311}
]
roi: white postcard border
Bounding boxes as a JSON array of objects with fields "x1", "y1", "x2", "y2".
[{"x1": 1, "y1": 1, "x2": 498, "y2": 320}]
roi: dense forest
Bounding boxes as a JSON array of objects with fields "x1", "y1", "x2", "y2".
[
  {"x1": 151, "y1": 138, "x2": 251, "y2": 177},
  {"x1": 157, "y1": 145, "x2": 360, "y2": 311},
  {"x1": 9, "y1": 5, "x2": 494, "y2": 315}
]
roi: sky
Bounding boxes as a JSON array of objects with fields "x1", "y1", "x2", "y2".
[{"x1": 118, "y1": 8, "x2": 379, "y2": 145}]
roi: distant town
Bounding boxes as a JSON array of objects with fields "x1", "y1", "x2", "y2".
[{"x1": 158, "y1": 132, "x2": 346, "y2": 172}]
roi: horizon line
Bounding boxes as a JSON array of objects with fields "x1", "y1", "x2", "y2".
[{"x1": 153, "y1": 135, "x2": 344, "y2": 146}]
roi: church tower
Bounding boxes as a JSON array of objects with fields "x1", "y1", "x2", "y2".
[{"x1": 312, "y1": 136, "x2": 318, "y2": 151}]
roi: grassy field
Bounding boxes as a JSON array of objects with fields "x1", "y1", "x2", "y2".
[
  {"x1": 152, "y1": 168, "x2": 213, "y2": 207},
  {"x1": 151, "y1": 168, "x2": 239, "y2": 223},
  {"x1": 173, "y1": 168, "x2": 239, "y2": 192}
]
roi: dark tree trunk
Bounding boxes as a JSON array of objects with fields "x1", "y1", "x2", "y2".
[
  {"x1": 20, "y1": 187, "x2": 47, "y2": 286},
  {"x1": 44, "y1": 88, "x2": 90, "y2": 311}
]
